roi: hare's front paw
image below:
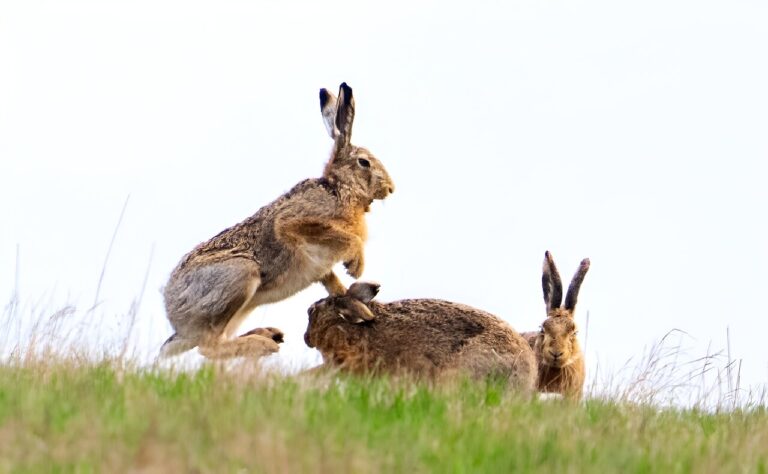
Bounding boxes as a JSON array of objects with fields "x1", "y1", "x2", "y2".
[{"x1": 344, "y1": 255, "x2": 364, "y2": 279}]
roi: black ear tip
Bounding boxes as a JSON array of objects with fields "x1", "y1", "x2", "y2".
[
  {"x1": 369, "y1": 283, "x2": 381, "y2": 295},
  {"x1": 339, "y1": 82, "x2": 353, "y2": 97},
  {"x1": 319, "y1": 89, "x2": 330, "y2": 107},
  {"x1": 543, "y1": 251, "x2": 554, "y2": 271}
]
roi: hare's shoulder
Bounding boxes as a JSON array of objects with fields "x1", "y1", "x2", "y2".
[
  {"x1": 268, "y1": 178, "x2": 340, "y2": 213},
  {"x1": 175, "y1": 179, "x2": 339, "y2": 270},
  {"x1": 214, "y1": 177, "x2": 341, "y2": 245}
]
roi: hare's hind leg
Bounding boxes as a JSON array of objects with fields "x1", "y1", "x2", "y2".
[
  {"x1": 199, "y1": 313, "x2": 283, "y2": 360},
  {"x1": 195, "y1": 262, "x2": 284, "y2": 360},
  {"x1": 165, "y1": 258, "x2": 265, "y2": 359},
  {"x1": 198, "y1": 327, "x2": 283, "y2": 360},
  {"x1": 199, "y1": 333, "x2": 281, "y2": 359},
  {"x1": 168, "y1": 258, "x2": 283, "y2": 360},
  {"x1": 219, "y1": 276, "x2": 263, "y2": 340}
]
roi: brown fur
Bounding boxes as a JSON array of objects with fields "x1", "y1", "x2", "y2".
[
  {"x1": 304, "y1": 283, "x2": 537, "y2": 393},
  {"x1": 523, "y1": 251, "x2": 590, "y2": 399},
  {"x1": 160, "y1": 83, "x2": 394, "y2": 359}
]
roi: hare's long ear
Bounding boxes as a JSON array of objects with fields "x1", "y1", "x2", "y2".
[
  {"x1": 339, "y1": 299, "x2": 375, "y2": 323},
  {"x1": 347, "y1": 281, "x2": 380, "y2": 303},
  {"x1": 564, "y1": 258, "x2": 590, "y2": 312},
  {"x1": 319, "y1": 88, "x2": 339, "y2": 139},
  {"x1": 334, "y1": 82, "x2": 355, "y2": 152},
  {"x1": 542, "y1": 251, "x2": 563, "y2": 313}
]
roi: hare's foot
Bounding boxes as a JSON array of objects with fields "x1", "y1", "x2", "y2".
[
  {"x1": 320, "y1": 271, "x2": 347, "y2": 296},
  {"x1": 240, "y1": 327, "x2": 284, "y2": 344},
  {"x1": 158, "y1": 333, "x2": 197, "y2": 358},
  {"x1": 344, "y1": 254, "x2": 364, "y2": 278},
  {"x1": 199, "y1": 334, "x2": 280, "y2": 360},
  {"x1": 343, "y1": 237, "x2": 365, "y2": 278}
]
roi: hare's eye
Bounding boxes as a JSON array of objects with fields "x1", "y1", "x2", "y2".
[{"x1": 357, "y1": 158, "x2": 371, "y2": 168}]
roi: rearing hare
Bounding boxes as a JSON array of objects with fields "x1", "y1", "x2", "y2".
[
  {"x1": 304, "y1": 282, "x2": 537, "y2": 392},
  {"x1": 522, "y1": 251, "x2": 590, "y2": 399},
  {"x1": 160, "y1": 83, "x2": 395, "y2": 359}
]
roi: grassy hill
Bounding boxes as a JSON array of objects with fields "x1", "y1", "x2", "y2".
[{"x1": 1, "y1": 359, "x2": 767, "y2": 473}]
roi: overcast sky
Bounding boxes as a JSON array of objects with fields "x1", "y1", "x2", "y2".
[{"x1": 1, "y1": 0, "x2": 767, "y2": 392}]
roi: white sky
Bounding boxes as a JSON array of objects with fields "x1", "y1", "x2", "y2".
[{"x1": 1, "y1": 1, "x2": 767, "y2": 389}]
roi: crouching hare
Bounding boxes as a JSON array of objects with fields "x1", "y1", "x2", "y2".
[
  {"x1": 522, "y1": 251, "x2": 590, "y2": 400},
  {"x1": 160, "y1": 83, "x2": 395, "y2": 359},
  {"x1": 304, "y1": 282, "x2": 537, "y2": 392}
]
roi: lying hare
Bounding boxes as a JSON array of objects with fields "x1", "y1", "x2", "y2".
[
  {"x1": 304, "y1": 282, "x2": 537, "y2": 392},
  {"x1": 160, "y1": 83, "x2": 395, "y2": 359},
  {"x1": 522, "y1": 251, "x2": 590, "y2": 399}
]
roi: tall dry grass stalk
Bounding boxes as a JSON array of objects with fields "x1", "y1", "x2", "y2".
[{"x1": 586, "y1": 329, "x2": 766, "y2": 410}]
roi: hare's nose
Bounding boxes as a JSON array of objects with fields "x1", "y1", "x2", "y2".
[{"x1": 550, "y1": 350, "x2": 563, "y2": 360}]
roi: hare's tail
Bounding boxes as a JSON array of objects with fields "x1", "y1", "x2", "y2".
[{"x1": 158, "y1": 333, "x2": 197, "y2": 358}]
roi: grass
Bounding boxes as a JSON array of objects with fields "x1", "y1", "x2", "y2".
[
  {"x1": 1, "y1": 359, "x2": 767, "y2": 473},
  {"x1": 2, "y1": 240, "x2": 766, "y2": 472}
]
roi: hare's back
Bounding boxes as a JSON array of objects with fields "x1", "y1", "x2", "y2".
[
  {"x1": 370, "y1": 299, "x2": 522, "y2": 353},
  {"x1": 368, "y1": 299, "x2": 535, "y2": 388}
]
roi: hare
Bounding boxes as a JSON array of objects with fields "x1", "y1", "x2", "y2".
[
  {"x1": 304, "y1": 282, "x2": 537, "y2": 392},
  {"x1": 160, "y1": 83, "x2": 395, "y2": 359},
  {"x1": 521, "y1": 251, "x2": 590, "y2": 399}
]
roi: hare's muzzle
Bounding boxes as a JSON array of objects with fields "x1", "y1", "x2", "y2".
[
  {"x1": 547, "y1": 350, "x2": 571, "y2": 368},
  {"x1": 375, "y1": 182, "x2": 395, "y2": 200}
]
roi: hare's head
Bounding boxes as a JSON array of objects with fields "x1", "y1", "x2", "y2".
[
  {"x1": 304, "y1": 281, "x2": 380, "y2": 348},
  {"x1": 535, "y1": 251, "x2": 590, "y2": 368},
  {"x1": 319, "y1": 83, "x2": 394, "y2": 205}
]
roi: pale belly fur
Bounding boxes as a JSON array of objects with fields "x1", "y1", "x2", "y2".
[
  {"x1": 252, "y1": 243, "x2": 338, "y2": 306},
  {"x1": 220, "y1": 243, "x2": 339, "y2": 339}
]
